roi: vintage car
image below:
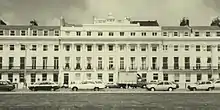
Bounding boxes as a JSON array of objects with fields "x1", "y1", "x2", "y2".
[
  {"x1": 28, "y1": 81, "x2": 60, "y2": 91},
  {"x1": 187, "y1": 81, "x2": 214, "y2": 91},
  {"x1": 70, "y1": 80, "x2": 105, "y2": 91},
  {"x1": 146, "y1": 81, "x2": 178, "y2": 91}
]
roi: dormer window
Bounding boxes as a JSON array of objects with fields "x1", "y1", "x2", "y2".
[
  {"x1": 33, "y1": 30, "x2": 37, "y2": 36},
  {"x1": 43, "y1": 31, "x2": 48, "y2": 36},
  {"x1": 141, "y1": 32, "x2": 146, "y2": 36},
  {"x1": 109, "y1": 32, "x2": 114, "y2": 36},
  {"x1": 21, "y1": 30, "x2": 26, "y2": 36},
  {"x1": 55, "y1": 31, "x2": 59, "y2": 36},
  {"x1": 0, "y1": 30, "x2": 3, "y2": 36},
  {"x1": 216, "y1": 32, "x2": 220, "y2": 37},
  {"x1": 184, "y1": 32, "x2": 189, "y2": 36},
  {"x1": 174, "y1": 32, "x2": 178, "y2": 36},
  {"x1": 131, "y1": 32, "x2": 135, "y2": 36},
  {"x1": 76, "y1": 31, "x2": 81, "y2": 36},
  {"x1": 10, "y1": 30, "x2": 15, "y2": 36},
  {"x1": 87, "y1": 31, "x2": 91, "y2": 36},
  {"x1": 120, "y1": 32, "x2": 124, "y2": 36},
  {"x1": 163, "y1": 32, "x2": 167, "y2": 36},
  {"x1": 195, "y1": 32, "x2": 199, "y2": 37},
  {"x1": 206, "y1": 32, "x2": 211, "y2": 37},
  {"x1": 65, "y1": 31, "x2": 70, "y2": 36},
  {"x1": 98, "y1": 32, "x2": 103, "y2": 36}
]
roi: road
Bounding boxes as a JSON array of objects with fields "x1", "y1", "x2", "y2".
[{"x1": 0, "y1": 90, "x2": 220, "y2": 110}]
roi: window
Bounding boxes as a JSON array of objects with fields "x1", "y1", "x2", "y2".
[
  {"x1": 98, "y1": 73, "x2": 102, "y2": 80},
  {"x1": 130, "y1": 57, "x2": 136, "y2": 69},
  {"x1": 55, "y1": 31, "x2": 59, "y2": 36},
  {"x1": 131, "y1": 32, "x2": 135, "y2": 36},
  {"x1": 109, "y1": 73, "x2": 113, "y2": 82},
  {"x1": 54, "y1": 45, "x2": 59, "y2": 51},
  {"x1": 21, "y1": 45, "x2": 25, "y2": 50},
  {"x1": 174, "y1": 74, "x2": 179, "y2": 82},
  {"x1": 120, "y1": 57, "x2": 124, "y2": 70},
  {"x1": 75, "y1": 57, "x2": 81, "y2": 70},
  {"x1": 196, "y1": 45, "x2": 200, "y2": 51},
  {"x1": 21, "y1": 30, "x2": 26, "y2": 36},
  {"x1": 109, "y1": 32, "x2": 114, "y2": 36},
  {"x1": 174, "y1": 45, "x2": 178, "y2": 51},
  {"x1": 42, "y1": 73, "x2": 47, "y2": 81},
  {"x1": 31, "y1": 57, "x2": 36, "y2": 69},
  {"x1": 98, "y1": 57, "x2": 102, "y2": 70},
  {"x1": 152, "y1": 57, "x2": 157, "y2": 70},
  {"x1": 153, "y1": 73, "x2": 158, "y2": 80},
  {"x1": 76, "y1": 31, "x2": 81, "y2": 36},
  {"x1": 217, "y1": 32, "x2": 220, "y2": 37},
  {"x1": 76, "y1": 45, "x2": 81, "y2": 51},
  {"x1": 207, "y1": 45, "x2": 211, "y2": 52},
  {"x1": 195, "y1": 32, "x2": 199, "y2": 37},
  {"x1": 65, "y1": 45, "x2": 70, "y2": 51},
  {"x1": 43, "y1": 45, "x2": 48, "y2": 51},
  {"x1": 142, "y1": 73, "x2": 147, "y2": 79},
  {"x1": 218, "y1": 45, "x2": 220, "y2": 51},
  {"x1": 65, "y1": 31, "x2": 70, "y2": 36},
  {"x1": 0, "y1": 45, "x2": 3, "y2": 50},
  {"x1": 206, "y1": 32, "x2": 211, "y2": 37},
  {"x1": 87, "y1": 31, "x2": 91, "y2": 36},
  {"x1": 163, "y1": 74, "x2": 168, "y2": 81},
  {"x1": 9, "y1": 57, "x2": 14, "y2": 69},
  {"x1": 162, "y1": 57, "x2": 168, "y2": 69},
  {"x1": 152, "y1": 32, "x2": 157, "y2": 36},
  {"x1": 86, "y1": 73, "x2": 91, "y2": 80},
  {"x1": 33, "y1": 30, "x2": 37, "y2": 36},
  {"x1": 20, "y1": 57, "x2": 25, "y2": 69},
  {"x1": 10, "y1": 45, "x2": 14, "y2": 51},
  {"x1": 185, "y1": 45, "x2": 189, "y2": 51},
  {"x1": 0, "y1": 30, "x2": 3, "y2": 35},
  {"x1": 185, "y1": 57, "x2": 190, "y2": 69},
  {"x1": 184, "y1": 32, "x2": 189, "y2": 36},
  {"x1": 119, "y1": 45, "x2": 125, "y2": 51},
  {"x1": 108, "y1": 45, "x2": 114, "y2": 51},
  {"x1": 174, "y1": 57, "x2": 179, "y2": 69},
  {"x1": 0, "y1": 57, "x2": 2, "y2": 69},
  {"x1": 186, "y1": 74, "x2": 191, "y2": 82},
  {"x1": 98, "y1": 32, "x2": 103, "y2": 36},
  {"x1": 10, "y1": 30, "x2": 15, "y2": 36},
  {"x1": 86, "y1": 57, "x2": 92, "y2": 69},
  {"x1": 218, "y1": 57, "x2": 220, "y2": 69},
  {"x1": 43, "y1": 57, "x2": 47, "y2": 69},
  {"x1": 141, "y1": 32, "x2": 146, "y2": 36},
  {"x1": 87, "y1": 45, "x2": 92, "y2": 51},
  {"x1": 53, "y1": 73, "x2": 58, "y2": 82},
  {"x1": 64, "y1": 57, "x2": 70, "y2": 69},
  {"x1": 32, "y1": 45, "x2": 37, "y2": 51},
  {"x1": 109, "y1": 57, "x2": 114, "y2": 70},
  {"x1": 174, "y1": 32, "x2": 178, "y2": 36},
  {"x1": 163, "y1": 45, "x2": 168, "y2": 51},
  {"x1": 163, "y1": 32, "x2": 167, "y2": 36},
  {"x1": 98, "y1": 45, "x2": 103, "y2": 51},
  {"x1": 141, "y1": 57, "x2": 146, "y2": 70},
  {"x1": 31, "y1": 73, "x2": 36, "y2": 83},
  {"x1": 207, "y1": 57, "x2": 212, "y2": 68},
  {"x1": 197, "y1": 74, "x2": 202, "y2": 81},
  {"x1": 8, "y1": 74, "x2": 13, "y2": 82},
  {"x1": 196, "y1": 57, "x2": 201, "y2": 69},
  {"x1": 120, "y1": 32, "x2": 124, "y2": 36},
  {"x1": 152, "y1": 46, "x2": 157, "y2": 52},
  {"x1": 130, "y1": 45, "x2": 136, "y2": 51},
  {"x1": 208, "y1": 74, "x2": 212, "y2": 80},
  {"x1": 141, "y1": 45, "x2": 146, "y2": 51},
  {"x1": 54, "y1": 57, "x2": 59, "y2": 69},
  {"x1": 19, "y1": 73, "x2": 24, "y2": 82},
  {"x1": 43, "y1": 31, "x2": 48, "y2": 36}
]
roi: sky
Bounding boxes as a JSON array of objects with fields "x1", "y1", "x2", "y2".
[{"x1": 0, "y1": 0, "x2": 220, "y2": 26}]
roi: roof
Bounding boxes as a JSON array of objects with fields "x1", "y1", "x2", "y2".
[
  {"x1": 191, "y1": 26, "x2": 220, "y2": 30},
  {"x1": 130, "y1": 20, "x2": 159, "y2": 26},
  {"x1": 162, "y1": 26, "x2": 191, "y2": 30},
  {"x1": 0, "y1": 25, "x2": 60, "y2": 30},
  {"x1": 0, "y1": 20, "x2": 7, "y2": 25}
]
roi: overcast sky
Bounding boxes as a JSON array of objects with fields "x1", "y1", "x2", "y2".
[{"x1": 0, "y1": 0, "x2": 220, "y2": 26}]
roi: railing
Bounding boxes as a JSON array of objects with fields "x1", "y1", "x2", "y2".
[
  {"x1": 162, "y1": 66, "x2": 219, "y2": 70},
  {"x1": 129, "y1": 67, "x2": 138, "y2": 70},
  {"x1": 96, "y1": 67, "x2": 104, "y2": 70},
  {"x1": 108, "y1": 67, "x2": 115, "y2": 70},
  {"x1": 0, "y1": 66, "x2": 59, "y2": 70},
  {"x1": 151, "y1": 67, "x2": 159, "y2": 70},
  {"x1": 140, "y1": 67, "x2": 148, "y2": 70}
]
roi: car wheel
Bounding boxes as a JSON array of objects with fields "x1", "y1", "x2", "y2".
[
  {"x1": 94, "y1": 87, "x2": 99, "y2": 91},
  {"x1": 51, "y1": 88, "x2": 55, "y2": 91},
  {"x1": 168, "y1": 88, "x2": 173, "y2": 91},
  {"x1": 32, "y1": 88, "x2": 36, "y2": 91},
  {"x1": 72, "y1": 87, "x2": 78, "y2": 91},
  {"x1": 192, "y1": 88, "x2": 196, "y2": 91},
  {"x1": 150, "y1": 88, "x2": 155, "y2": 91},
  {"x1": 208, "y1": 88, "x2": 212, "y2": 91}
]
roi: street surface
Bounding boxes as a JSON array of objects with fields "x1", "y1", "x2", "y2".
[{"x1": 0, "y1": 88, "x2": 220, "y2": 109}]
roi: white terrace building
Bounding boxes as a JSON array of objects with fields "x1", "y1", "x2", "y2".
[{"x1": 1, "y1": 14, "x2": 220, "y2": 88}]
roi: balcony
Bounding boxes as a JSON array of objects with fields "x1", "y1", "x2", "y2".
[
  {"x1": 119, "y1": 67, "x2": 126, "y2": 71},
  {"x1": 151, "y1": 67, "x2": 159, "y2": 70},
  {"x1": 140, "y1": 67, "x2": 148, "y2": 70},
  {"x1": 129, "y1": 67, "x2": 137, "y2": 71},
  {"x1": 0, "y1": 66, "x2": 58, "y2": 72},
  {"x1": 96, "y1": 67, "x2": 104, "y2": 70},
  {"x1": 108, "y1": 67, "x2": 115, "y2": 70}
]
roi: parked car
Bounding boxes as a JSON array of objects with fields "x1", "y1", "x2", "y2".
[
  {"x1": 70, "y1": 80, "x2": 105, "y2": 91},
  {"x1": 28, "y1": 81, "x2": 60, "y2": 91},
  {"x1": 171, "y1": 81, "x2": 179, "y2": 89},
  {"x1": 105, "y1": 82, "x2": 120, "y2": 88},
  {"x1": 0, "y1": 80, "x2": 15, "y2": 91},
  {"x1": 187, "y1": 81, "x2": 214, "y2": 91},
  {"x1": 146, "y1": 81, "x2": 178, "y2": 91},
  {"x1": 211, "y1": 79, "x2": 220, "y2": 90}
]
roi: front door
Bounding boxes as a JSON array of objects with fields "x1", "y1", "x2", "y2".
[{"x1": 64, "y1": 73, "x2": 69, "y2": 86}]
